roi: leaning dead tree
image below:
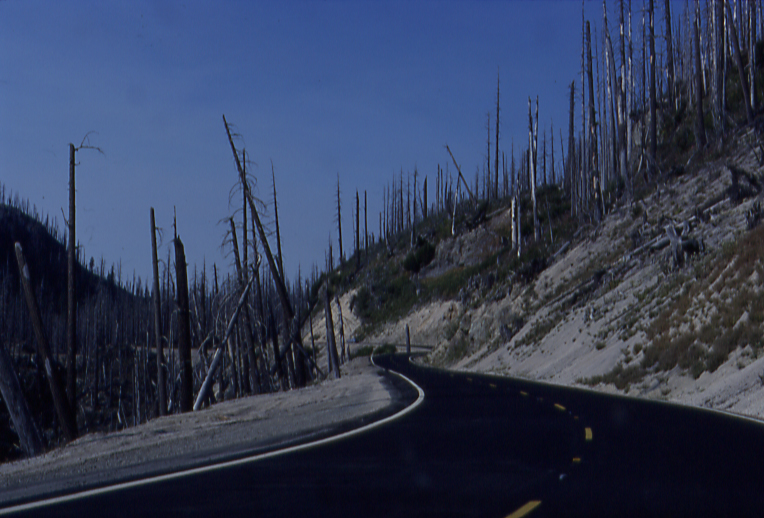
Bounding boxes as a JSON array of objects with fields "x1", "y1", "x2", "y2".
[
  {"x1": 445, "y1": 145, "x2": 477, "y2": 204},
  {"x1": 223, "y1": 115, "x2": 321, "y2": 386},
  {"x1": 15, "y1": 243, "x2": 78, "y2": 442},
  {"x1": 194, "y1": 276, "x2": 253, "y2": 410}
]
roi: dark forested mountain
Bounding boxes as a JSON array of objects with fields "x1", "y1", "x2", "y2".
[
  {"x1": 0, "y1": 203, "x2": 115, "y2": 314},
  {"x1": 0, "y1": 193, "x2": 149, "y2": 461}
]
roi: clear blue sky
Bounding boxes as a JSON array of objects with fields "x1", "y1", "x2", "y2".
[{"x1": 0, "y1": 0, "x2": 668, "y2": 285}]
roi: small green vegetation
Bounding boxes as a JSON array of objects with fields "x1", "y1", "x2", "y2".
[
  {"x1": 516, "y1": 315, "x2": 560, "y2": 347},
  {"x1": 352, "y1": 345, "x2": 374, "y2": 357},
  {"x1": 444, "y1": 335, "x2": 469, "y2": 364},
  {"x1": 580, "y1": 362, "x2": 646, "y2": 392},
  {"x1": 402, "y1": 238, "x2": 436, "y2": 273},
  {"x1": 373, "y1": 344, "x2": 397, "y2": 356},
  {"x1": 640, "y1": 224, "x2": 764, "y2": 377}
]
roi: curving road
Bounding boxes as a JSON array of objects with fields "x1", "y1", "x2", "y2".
[{"x1": 3, "y1": 353, "x2": 764, "y2": 517}]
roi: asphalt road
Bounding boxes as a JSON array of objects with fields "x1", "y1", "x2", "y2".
[{"x1": 3, "y1": 353, "x2": 764, "y2": 517}]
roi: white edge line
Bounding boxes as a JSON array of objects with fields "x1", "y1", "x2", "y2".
[{"x1": 0, "y1": 353, "x2": 425, "y2": 516}]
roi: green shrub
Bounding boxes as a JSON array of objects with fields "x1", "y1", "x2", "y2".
[
  {"x1": 403, "y1": 240, "x2": 436, "y2": 273},
  {"x1": 353, "y1": 286, "x2": 374, "y2": 320},
  {"x1": 581, "y1": 362, "x2": 646, "y2": 391},
  {"x1": 374, "y1": 344, "x2": 397, "y2": 356},
  {"x1": 352, "y1": 345, "x2": 374, "y2": 357}
]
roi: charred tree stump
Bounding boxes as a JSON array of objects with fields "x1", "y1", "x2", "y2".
[{"x1": 174, "y1": 237, "x2": 194, "y2": 413}]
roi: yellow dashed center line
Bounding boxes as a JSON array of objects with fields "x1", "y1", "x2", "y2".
[
  {"x1": 572, "y1": 457, "x2": 581, "y2": 464},
  {"x1": 520, "y1": 391, "x2": 528, "y2": 397},
  {"x1": 585, "y1": 427, "x2": 593, "y2": 441},
  {"x1": 554, "y1": 403, "x2": 566, "y2": 412},
  {"x1": 489, "y1": 383, "x2": 497, "y2": 389},
  {"x1": 504, "y1": 500, "x2": 542, "y2": 518}
]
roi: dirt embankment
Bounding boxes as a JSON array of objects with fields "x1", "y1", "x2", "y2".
[{"x1": 363, "y1": 127, "x2": 764, "y2": 422}]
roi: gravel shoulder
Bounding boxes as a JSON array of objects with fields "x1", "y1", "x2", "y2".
[{"x1": 0, "y1": 357, "x2": 400, "y2": 507}]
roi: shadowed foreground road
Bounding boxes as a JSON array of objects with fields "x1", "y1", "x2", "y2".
[{"x1": 3, "y1": 353, "x2": 764, "y2": 517}]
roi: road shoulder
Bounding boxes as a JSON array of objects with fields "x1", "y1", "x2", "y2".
[{"x1": 0, "y1": 356, "x2": 411, "y2": 507}]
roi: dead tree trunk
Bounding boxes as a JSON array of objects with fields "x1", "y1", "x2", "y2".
[
  {"x1": 335, "y1": 294, "x2": 346, "y2": 363},
  {"x1": 422, "y1": 178, "x2": 428, "y2": 218},
  {"x1": 174, "y1": 237, "x2": 193, "y2": 413},
  {"x1": 750, "y1": 1, "x2": 758, "y2": 112},
  {"x1": 725, "y1": 0, "x2": 755, "y2": 124},
  {"x1": 626, "y1": 0, "x2": 633, "y2": 189},
  {"x1": 194, "y1": 277, "x2": 252, "y2": 411},
  {"x1": 251, "y1": 247, "x2": 272, "y2": 392},
  {"x1": 567, "y1": 81, "x2": 576, "y2": 198},
  {"x1": 336, "y1": 174, "x2": 343, "y2": 265},
  {"x1": 714, "y1": 0, "x2": 726, "y2": 136},
  {"x1": 406, "y1": 324, "x2": 411, "y2": 355},
  {"x1": 664, "y1": 0, "x2": 675, "y2": 111},
  {"x1": 271, "y1": 161, "x2": 286, "y2": 281},
  {"x1": 15, "y1": 243, "x2": 78, "y2": 441},
  {"x1": 529, "y1": 96, "x2": 539, "y2": 241},
  {"x1": 223, "y1": 115, "x2": 318, "y2": 384},
  {"x1": 495, "y1": 69, "x2": 501, "y2": 200},
  {"x1": 0, "y1": 342, "x2": 45, "y2": 456},
  {"x1": 356, "y1": 190, "x2": 360, "y2": 270},
  {"x1": 150, "y1": 208, "x2": 167, "y2": 416},
  {"x1": 228, "y1": 218, "x2": 261, "y2": 394},
  {"x1": 323, "y1": 287, "x2": 341, "y2": 379},
  {"x1": 694, "y1": 7, "x2": 708, "y2": 148},
  {"x1": 308, "y1": 289, "x2": 318, "y2": 378},
  {"x1": 587, "y1": 20, "x2": 600, "y2": 195},
  {"x1": 66, "y1": 143, "x2": 77, "y2": 412},
  {"x1": 649, "y1": 0, "x2": 658, "y2": 178},
  {"x1": 445, "y1": 145, "x2": 477, "y2": 204}
]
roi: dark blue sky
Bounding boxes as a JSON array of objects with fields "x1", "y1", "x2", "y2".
[{"x1": 1, "y1": 1, "x2": 667, "y2": 284}]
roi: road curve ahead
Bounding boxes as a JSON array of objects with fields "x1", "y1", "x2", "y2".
[{"x1": 3, "y1": 353, "x2": 764, "y2": 517}]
